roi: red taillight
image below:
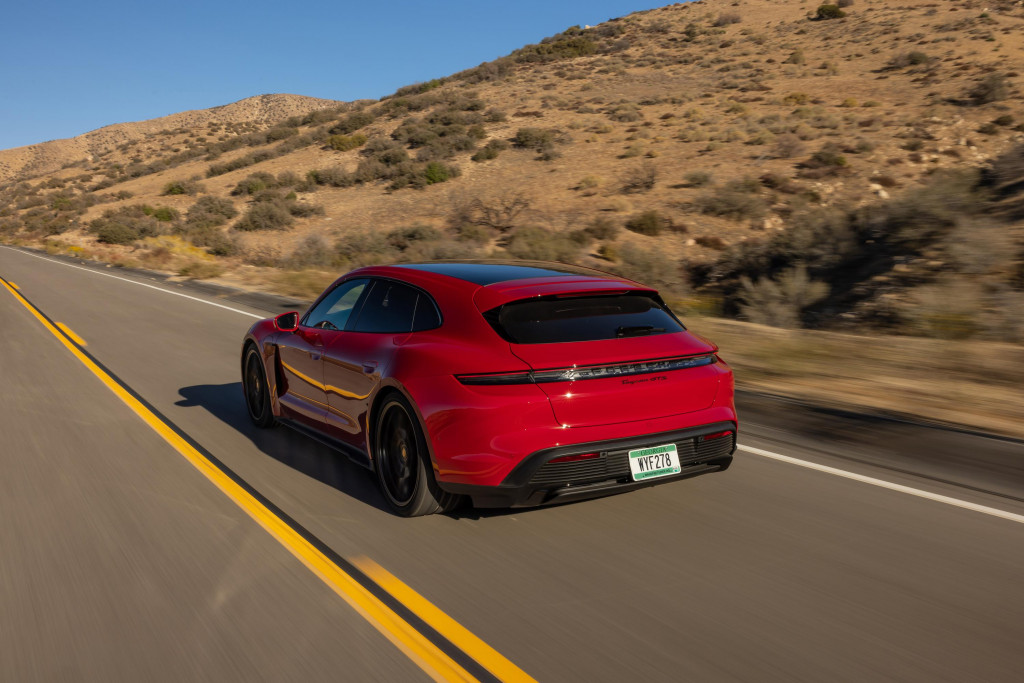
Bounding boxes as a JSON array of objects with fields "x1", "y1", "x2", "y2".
[
  {"x1": 701, "y1": 431, "x2": 733, "y2": 441},
  {"x1": 549, "y1": 452, "x2": 600, "y2": 464}
]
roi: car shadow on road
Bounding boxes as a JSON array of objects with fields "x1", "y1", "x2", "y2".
[{"x1": 175, "y1": 382, "x2": 390, "y2": 513}]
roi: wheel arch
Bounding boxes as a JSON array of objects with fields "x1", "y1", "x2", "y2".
[
  {"x1": 242, "y1": 336, "x2": 283, "y2": 417},
  {"x1": 367, "y1": 382, "x2": 438, "y2": 475}
]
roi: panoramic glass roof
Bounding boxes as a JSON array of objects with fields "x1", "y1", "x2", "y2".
[{"x1": 395, "y1": 261, "x2": 618, "y2": 286}]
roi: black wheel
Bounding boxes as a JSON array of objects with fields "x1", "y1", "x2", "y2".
[
  {"x1": 243, "y1": 345, "x2": 276, "y2": 428},
  {"x1": 374, "y1": 395, "x2": 460, "y2": 517}
]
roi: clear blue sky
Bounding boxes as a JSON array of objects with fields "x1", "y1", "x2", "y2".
[{"x1": 0, "y1": 0, "x2": 666, "y2": 151}]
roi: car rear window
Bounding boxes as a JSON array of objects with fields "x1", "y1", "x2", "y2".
[{"x1": 484, "y1": 293, "x2": 684, "y2": 344}]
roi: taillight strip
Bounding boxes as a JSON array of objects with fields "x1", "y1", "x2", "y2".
[{"x1": 456, "y1": 354, "x2": 717, "y2": 386}]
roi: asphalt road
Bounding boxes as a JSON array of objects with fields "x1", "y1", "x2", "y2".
[{"x1": 2, "y1": 246, "x2": 1023, "y2": 682}]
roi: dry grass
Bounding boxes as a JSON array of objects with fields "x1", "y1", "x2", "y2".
[{"x1": 690, "y1": 317, "x2": 1024, "y2": 439}]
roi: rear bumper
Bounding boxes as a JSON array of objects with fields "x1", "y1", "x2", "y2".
[{"x1": 439, "y1": 421, "x2": 735, "y2": 508}]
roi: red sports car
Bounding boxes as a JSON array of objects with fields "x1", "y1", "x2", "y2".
[{"x1": 241, "y1": 261, "x2": 736, "y2": 516}]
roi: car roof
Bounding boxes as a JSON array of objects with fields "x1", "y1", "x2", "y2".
[{"x1": 391, "y1": 261, "x2": 625, "y2": 286}]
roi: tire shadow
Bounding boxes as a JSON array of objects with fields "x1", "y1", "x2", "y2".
[{"x1": 175, "y1": 382, "x2": 389, "y2": 513}]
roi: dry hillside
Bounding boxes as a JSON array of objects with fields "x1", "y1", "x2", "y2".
[
  {"x1": 0, "y1": 94, "x2": 345, "y2": 183},
  {"x1": 2, "y1": 0, "x2": 1023, "y2": 339}
]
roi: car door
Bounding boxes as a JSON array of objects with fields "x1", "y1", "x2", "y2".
[
  {"x1": 322, "y1": 279, "x2": 431, "y2": 452},
  {"x1": 276, "y1": 278, "x2": 369, "y2": 428}
]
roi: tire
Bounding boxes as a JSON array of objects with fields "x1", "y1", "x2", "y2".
[
  {"x1": 374, "y1": 394, "x2": 461, "y2": 517},
  {"x1": 243, "y1": 344, "x2": 276, "y2": 428}
]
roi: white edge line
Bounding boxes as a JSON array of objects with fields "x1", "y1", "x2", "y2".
[
  {"x1": 738, "y1": 444, "x2": 1024, "y2": 525},
  {"x1": 3, "y1": 246, "x2": 263, "y2": 319}
]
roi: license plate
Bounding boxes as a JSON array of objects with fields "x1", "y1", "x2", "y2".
[{"x1": 628, "y1": 443, "x2": 681, "y2": 481}]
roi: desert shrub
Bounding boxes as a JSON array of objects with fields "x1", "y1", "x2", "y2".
[
  {"x1": 387, "y1": 224, "x2": 442, "y2": 251},
  {"x1": 162, "y1": 178, "x2": 205, "y2": 195},
  {"x1": 695, "y1": 235, "x2": 728, "y2": 250},
  {"x1": 512, "y1": 127, "x2": 558, "y2": 157},
  {"x1": 837, "y1": 0, "x2": 854, "y2": 6},
  {"x1": 471, "y1": 139, "x2": 509, "y2": 162},
  {"x1": 968, "y1": 74, "x2": 1008, "y2": 105},
  {"x1": 286, "y1": 200, "x2": 325, "y2": 218},
  {"x1": 233, "y1": 201, "x2": 294, "y2": 231},
  {"x1": 607, "y1": 103, "x2": 642, "y2": 122},
  {"x1": 784, "y1": 50, "x2": 806, "y2": 66},
  {"x1": 620, "y1": 162, "x2": 658, "y2": 194},
  {"x1": 95, "y1": 223, "x2": 141, "y2": 245},
  {"x1": 423, "y1": 162, "x2": 453, "y2": 184},
  {"x1": 329, "y1": 111, "x2": 376, "y2": 135},
  {"x1": 181, "y1": 224, "x2": 236, "y2": 256},
  {"x1": 797, "y1": 143, "x2": 849, "y2": 178},
  {"x1": 714, "y1": 13, "x2": 741, "y2": 27},
  {"x1": 624, "y1": 210, "x2": 670, "y2": 236},
  {"x1": 450, "y1": 191, "x2": 532, "y2": 233},
  {"x1": 286, "y1": 235, "x2": 334, "y2": 269},
  {"x1": 888, "y1": 51, "x2": 930, "y2": 69},
  {"x1": 328, "y1": 133, "x2": 367, "y2": 151},
  {"x1": 178, "y1": 261, "x2": 223, "y2": 280},
  {"x1": 365, "y1": 138, "x2": 411, "y2": 165},
  {"x1": 264, "y1": 127, "x2": 298, "y2": 143},
  {"x1": 738, "y1": 265, "x2": 828, "y2": 328},
  {"x1": 89, "y1": 204, "x2": 170, "y2": 243},
  {"x1": 513, "y1": 36, "x2": 597, "y2": 64},
  {"x1": 774, "y1": 134, "x2": 806, "y2": 159},
  {"x1": 585, "y1": 216, "x2": 620, "y2": 240},
  {"x1": 334, "y1": 230, "x2": 394, "y2": 266},
  {"x1": 694, "y1": 179, "x2": 767, "y2": 221},
  {"x1": 815, "y1": 5, "x2": 846, "y2": 20},
  {"x1": 505, "y1": 226, "x2": 580, "y2": 262},
  {"x1": 308, "y1": 166, "x2": 353, "y2": 187},
  {"x1": 611, "y1": 244, "x2": 686, "y2": 294},
  {"x1": 150, "y1": 206, "x2": 178, "y2": 222},
  {"x1": 683, "y1": 171, "x2": 713, "y2": 187}
]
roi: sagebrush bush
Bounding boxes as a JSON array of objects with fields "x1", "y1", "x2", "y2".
[
  {"x1": 512, "y1": 127, "x2": 560, "y2": 159},
  {"x1": 471, "y1": 139, "x2": 509, "y2": 162},
  {"x1": 584, "y1": 216, "x2": 620, "y2": 241},
  {"x1": 329, "y1": 111, "x2": 376, "y2": 135},
  {"x1": 286, "y1": 235, "x2": 335, "y2": 269},
  {"x1": 387, "y1": 224, "x2": 442, "y2": 251},
  {"x1": 162, "y1": 178, "x2": 205, "y2": 196},
  {"x1": 624, "y1": 210, "x2": 669, "y2": 236},
  {"x1": 328, "y1": 133, "x2": 367, "y2": 151},
  {"x1": 233, "y1": 201, "x2": 294, "y2": 231},
  {"x1": 694, "y1": 179, "x2": 767, "y2": 221},
  {"x1": 620, "y1": 162, "x2": 658, "y2": 194},
  {"x1": 505, "y1": 225, "x2": 580, "y2": 262},
  {"x1": 815, "y1": 5, "x2": 846, "y2": 19},
  {"x1": 611, "y1": 244, "x2": 686, "y2": 294},
  {"x1": 739, "y1": 265, "x2": 829, "y2": 328},
  {"x1": 714, "y1": 13, "x2": 741, "y2": 27},
  {"x1": 968, "y1": 74, "x2": 1009, "y2": 105},
  {"x1": 683, "y1": 171, "x2": 713, "y2": 187}
]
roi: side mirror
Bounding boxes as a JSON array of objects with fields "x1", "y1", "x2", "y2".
[{"x1": 274, "y1": 311, "x2": 299, "y2": 332}]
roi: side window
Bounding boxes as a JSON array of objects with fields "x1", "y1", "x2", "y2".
[
  {"x1": 304, "y1": 279, "x2": 369, "y2": 331},
  {"x1": 412, "y1": 294, "x2": 441, "y2": 331},
  {"x1": 351, "y1": 280, "x2": 420, "y2": 334}
]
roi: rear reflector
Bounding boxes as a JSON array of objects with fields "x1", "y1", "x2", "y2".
[
  {"x1": 548, "y1": 452, "x2": 600, "y2": 464},
  {"x1": 701, "y1": 431, "x2": 733, "y2": 441},
  {"x1": 456, "y1": 354, "x2": 716, "y2": 386}
]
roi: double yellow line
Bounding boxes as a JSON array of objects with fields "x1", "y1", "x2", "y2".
[{"x1": 0, "y1": 277, "x2": 535, "y2": 683}]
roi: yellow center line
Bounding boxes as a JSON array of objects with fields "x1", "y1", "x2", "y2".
[
  {"x1": 354, "y1": 556, "x2": 538, "y2": 683},
  {"x1": 55, "y1": 322, "x2": 87, "y2": 346},
  {"x1": 8, "y1": 281, "x2": 18, "y2": 289},
  {"x1": 0, "y1": 278, "x2": 484, "y2": 683}
]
